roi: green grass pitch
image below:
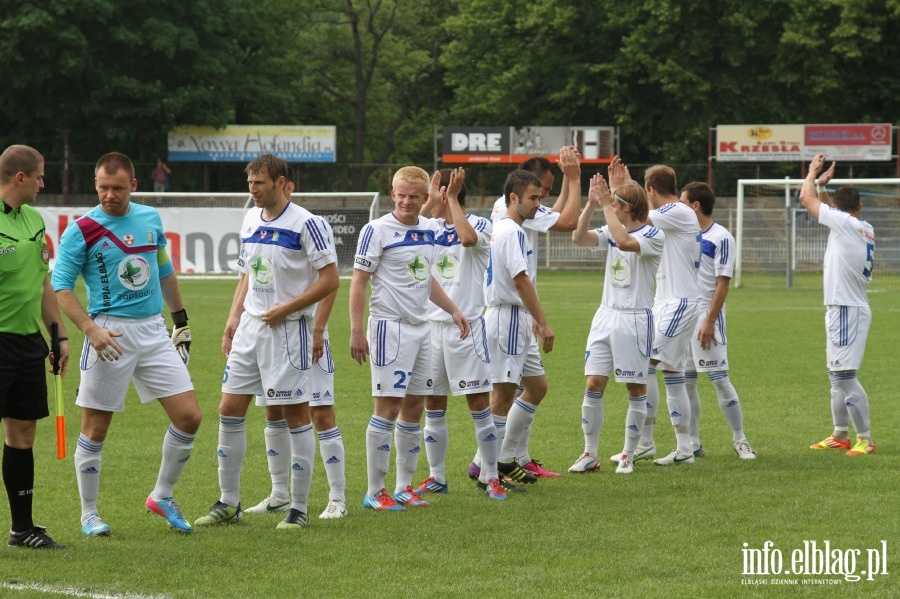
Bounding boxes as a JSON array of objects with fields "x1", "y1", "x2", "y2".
[{"x1": 3, "y1": 271, "x2": 898, "y2": 598}]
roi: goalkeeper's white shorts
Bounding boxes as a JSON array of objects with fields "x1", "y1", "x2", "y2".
[
  {"x1": 223, "y1": 312, "x2": 311, "y2": 404},
  {"x1": 255, "y1": 328, "x2": 335, "y2": 407},
  {"x1": 430, "y1": 317, "x2": 492, "y2": 396},
  {"x1": 75, "y1": 314, "x2": 193, "y2": 412}
]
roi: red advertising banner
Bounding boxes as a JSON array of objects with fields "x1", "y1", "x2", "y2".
[{"x1": 802, "y1": 124, "x2": 892, "y2": 160}]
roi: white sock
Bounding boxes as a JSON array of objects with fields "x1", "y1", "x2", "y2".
[
  {"x1": 828, "y1": 372, "x2": 851, "y2": 432},
  {"x1": 501, "y1": 399, "x2": 536, "y2": 463},
  {"x1": 365, "y1": 415, "x2": 394, "y2": 496},
  {"x1": 491, "y1": 414, "x2": 506, "y2": 464},
  {"x1": 217, "y1": 416, "x2": 246, "y2": 507},
  {"x1": 317, "y1": 426, "x2": 346, "y2": 502},
  {"x1": 624, "y1": 395, "x2": 647, "y2": 457},
  {"x1": 835, "y1": 371, "x2": 871, "y2": 438},
  {"x1": 289, "y1": 424, "x2": 315, "y2": 514},
  {"x1": 393, "y1": 420, "x2": 421, "y2": 493},
  {"x1": 685, "y1": 370, "x2": 701, "y2": 447},
  {"x1": 581, "y1": 390, "x2": 604, "y2": 456},
  {"x1": 471, "y1": 407, "x2": 498, "y2": 482},
  {"x1": 264, "y1": 419, "x2": 290, "y2": 499},
  {"x1": 423, "y1": 409, "x2": 448, "y2": 483},
  {"x1": 640, "y1": 367, "x2": 658, "y2": 446},
  {"x1": 710, "y1": 371, "x2": 744, "y2": 442},
  {"x1": 75, "y1": 434, "x2": 103, "y2": 520},
  {"x1": 663, "y1": 372, "x2": 692, "y2": 454},
  {"x1": 150, "y1": 425, "x2": 195, "y2": 500}
]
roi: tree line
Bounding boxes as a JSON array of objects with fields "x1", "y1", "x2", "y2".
[{"x1": 2, "y1": 0, "x2": 898, "y2": 195}]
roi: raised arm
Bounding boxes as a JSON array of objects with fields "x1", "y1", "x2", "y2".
[
  {"x1": 572, "y1": 173, "x2": 602, "y2": 247},
  {"x1": 800, "y1": 154, "x2": 835, "y2": 219},
  {"x1": 445, "y1": 168, "x2": 478, "y2": 247},
  {"x1": 549, "y1": 145, "x2": 582, "y2": 232}
]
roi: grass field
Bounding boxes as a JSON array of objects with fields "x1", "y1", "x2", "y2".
[{"x1": 3, "y1": 271, "x2": 898, "y2": 598}]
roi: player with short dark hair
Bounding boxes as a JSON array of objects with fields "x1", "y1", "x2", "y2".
[
  {"x1": 1, "y1": 144, "x2": 69, "y2": 549},
  {"x1": 53, "y1": 151, "x2": 201, "y2": 536},
  {"x1": 680, "y1": 182, "x2": 755, "y2": 460},
  {"x1": 194, "y1": 153, "x2": 340, "y2": 530},
  {"x1": 801, "y1": 155, "x2": 875, "y2": 456}
]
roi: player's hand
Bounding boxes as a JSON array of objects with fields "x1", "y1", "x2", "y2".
[
  {"x1": 172, "y1": 323, "x2": 191, "y2": 365},
  {"x1": 818, "y1": 160, "x2": 837, "y2": 185},
  {"x1": 86, "y1": 324, "x2": 124, "y2": 362},
  {"x1": 350, "y1": 330, "x2": 369, "y2": 364},
  {"x1": 446, "y1": 168, "x2": 465, "y2": 201},
  {"x1": 589, "y1": 173, "x2": 612, "y2": 208},
  {"x1": 808, "y1": 154, "x2": 825, "y2": 177},
  {"x1": 533, "y1": 320, "x2": 554, "y2": 353},
  {"x1": 312, "y1": 329, "x2": 325, "y2": 363},
  {"x1": 425, "y1": 171, "x2": 444, "y2": 214},
  {"x1": 452, "y1": 311, "x2": 470, "y2": 340},
  {"x1": 558, "y1": 145, "x2": 581, "y2": 179},
  {"x1": 222, "y1": 319, "x2": 239, "y2": 356},
  {"x1": 697, "y1": 321, "x2": 717, "y2": 351},
  {"x1": 261, "y1": 304, "x2": 288, "y2": 327},
  {"x1": 607, "y1": 155, "x2": 632, "y2": 189}
]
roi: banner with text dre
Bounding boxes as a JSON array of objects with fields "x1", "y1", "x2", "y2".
[
  {"x1": 717, "y1": 124, "x2": 893, "y2": 162},
  {"x1": 442, "y1": 126, "x2": 615, "y2": 164},
  {"x1": 168, "y1": 125, "x2": 336, "y2": 162}
]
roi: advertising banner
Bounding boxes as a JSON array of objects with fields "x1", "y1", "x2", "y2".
[
  {"x1": 168, "y1": 125, "x2": 336, "y2": 162},
  {"x1": 802, "y1": 124, "x2": 892, "y2": 161},
  {"x1": 442, "y1": 126, "x2": 615, "y2": 164},
  {"x1": 716, "y1": 125, "x2": 804, "y2": 161}
]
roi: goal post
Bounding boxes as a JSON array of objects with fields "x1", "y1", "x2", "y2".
[{"x1": 736, "y1": 178, "x2": 900, "y2": 288}]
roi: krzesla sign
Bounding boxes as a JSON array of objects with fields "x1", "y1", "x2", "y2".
[
  {"x1": 717, "y1": 124, "x2": 893, "y2": 162},
  {"x1": 168, "y1": 125, "x2": 336, "y2": 162}
]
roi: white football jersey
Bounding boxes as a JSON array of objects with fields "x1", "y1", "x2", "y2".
[
  {"x1": 237, "y1": 203, "x2": 337, "y2": 320},
  {"x1": 428, "y1": 214, "x2": 492, "y2": 322},
  {"x1": 354, "y1": 213, "x2": 436, "y2": 324},
  {"x1": 492, "y1": 196, "x2": 559, "y2": 285},
  {"x1": 591, "y1": 224, "x2": 664, "y2": 310},
  {"x1": 649, "y1": 201, "x2": 701, "y2": 300},
  {"x1": 698, "y1": 222, "x2": 735, "y2": 303},
  {"x1": 819, "y1": 206, "x2": 874, "y2": 307},
  {"x1": 484, "y1": 217, "x2": 531, "y2": 308}
]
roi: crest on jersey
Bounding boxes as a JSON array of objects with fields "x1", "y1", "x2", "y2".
[
  {"x1": 124, "y1": 234, "x2": 134, "y2": 246},
  {"x1": 117, "y1": 256, "x2": 151, "y2": 290},
  {"x1": 147, "y1": 232, "x2": 153, "y2": 243}
]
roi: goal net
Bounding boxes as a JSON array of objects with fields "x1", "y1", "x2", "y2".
[{"x1": 735, "y1": 178, "x2": 900, "y2": 289}]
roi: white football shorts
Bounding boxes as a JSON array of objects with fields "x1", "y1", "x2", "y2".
[
  {"x1": 75, "y1": 314, "x2": 193, "y2": 412},
  {"x1": 584, "y1": 306, "x2": 653, "y2": 383},
  {"x1": 825, "y1": 305, "x2": 871, "y2": 371},
  {"x1": 431, "y1": 316, "x2": 492, "y2": 396},
  {"x1": 688, "y1": 305, "x2": 729, "y2": 372},
  {"x1": 485, "y1": 304, "x2": 544, "y2": 384},
  {"x1": 368, "y1": 318, "x2": 433, "y2": 397},
  {"x1": 651, "y1": 298, "x2": 701, "y2": 371}
]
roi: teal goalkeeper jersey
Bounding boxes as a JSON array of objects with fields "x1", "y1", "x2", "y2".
[
  {"x1": 0, "y1": 202, "x2": 50, "y2": 335},
  {"x1": 51, "y1": 203, "x2": 175, "y2": 318}
]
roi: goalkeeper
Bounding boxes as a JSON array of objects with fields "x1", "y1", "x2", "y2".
[{"x1": 52, "y1": 152, "x2": 202, "y2": 537}]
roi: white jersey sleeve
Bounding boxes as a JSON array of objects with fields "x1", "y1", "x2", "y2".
[
  {"x1": 697, "y1": 222, "x2": 735, "y2": 302},
  {"x1": 649, "y1": 201, "x2": 701, "y2": 300}
]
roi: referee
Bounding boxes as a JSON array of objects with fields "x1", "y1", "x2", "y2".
[{"x1": 0, "y1": 145, "x2": 68, "y2": 549}]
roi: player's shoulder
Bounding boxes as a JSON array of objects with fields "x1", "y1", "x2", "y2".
[{"x1": 468, "y1": 212, "x2": 492, "y2": 231}]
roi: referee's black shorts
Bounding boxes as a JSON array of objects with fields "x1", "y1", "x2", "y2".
[{"x1": 0, "y1": 331, "x2": 50, "y2": 421}]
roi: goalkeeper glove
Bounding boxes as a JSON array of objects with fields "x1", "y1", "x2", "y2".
[{"x1": 171, "y1": 308, "x2": 191, "y2": 365}]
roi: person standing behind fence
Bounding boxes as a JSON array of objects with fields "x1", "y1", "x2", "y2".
[
  {"x1": 1, "y1": 144, "x2": 69, "y2": 549},
  {"x1": 151, "y1": 158, "x2": 170, "y2": 193},
  {"x1": 801, "y1": 154, "x2": 875, "y2": 456},
  {"x1": 52, "y1": 151, "x2": 201, "y2": 537}
]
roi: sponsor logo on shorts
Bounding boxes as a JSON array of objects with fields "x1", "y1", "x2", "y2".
[
  {"x1": 615, "y1": 368, "x2": 637, "y2": 377},
  {"x1": 355, "y1": 256, "x2": 372, "y2": 267},
  {"x1": 266, "y1": 388, "x2": 297, "y2": 399},
  {"x1": 699, "y1": 359, "x2": 720, "y2": 367},
  {"x1": 459, "y1": 379, "x2": 484, "y2": 389},
  {"x1": 426, "y1": 378, "x2": 433, "y2": 388}
]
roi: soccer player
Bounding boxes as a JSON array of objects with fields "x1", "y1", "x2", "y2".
[
  {"x1": 607, "y1": 157, "x2": 701, "y2": 466},
  {"x1": 244, "y1": 176, "x2": 347, "y2": 520},
  {"x1": 801, "y1": 154, "x2": 875, "y2": 456},
  {"x1": 1, "y1": 145, "x2": 69, "y2": 549},
  {"x1": 350, "y1": 166, "x2": 469, "y2": 511},
  {"x1": 476, "y1": 146, "x2": 581, "y2": 479},
  {"x1": 680, "y1": 182, "x2": 756, "y2": 460},
  {"x1": 53, "y1": 152, "x2": 201, "y2": 536},
  {"x1": 568, "y1": 176, "x2": 663, "y2": 475},
  {"x1": 194, "y1": 153, "x2": 339, "y2": 530},
  {"x1": 484, "y1": 170, "x2": 555, "y2": 485},
  {"x1": 413, "y1": 168, "x2": 504, "y2": 500}
]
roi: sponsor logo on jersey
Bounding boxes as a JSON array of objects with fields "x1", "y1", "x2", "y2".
[
  {"x1": 117, "y1": 256, "x2": 151, "y2": 291},
  {"x1": 408, "y1": 255, "x2": 430, "y2": 281},
  {"x1": 435, "y1": 253, "x2": 458, "y2": 280},
  {"x1": 355, "y1": 256, "x2": 372, "y2": 267},
  {"x1": 251, "y1": 256, "x2": 275, "y2": 285},
  {"x1": 41, "y1": 244, "x2": 49, "y2": 263}
]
